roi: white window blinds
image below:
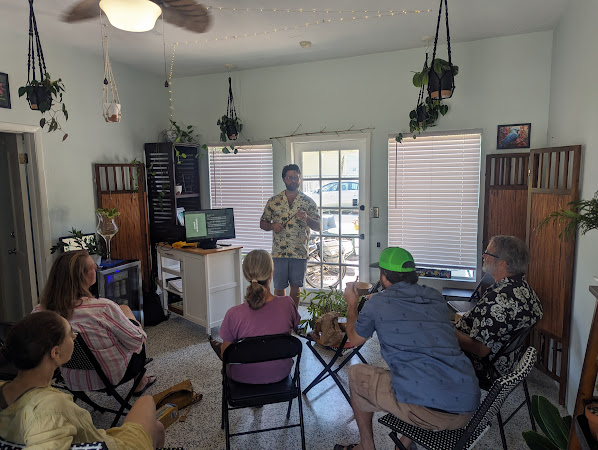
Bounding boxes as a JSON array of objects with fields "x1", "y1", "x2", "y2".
[
  {"x1": 387, "y1": 133, "x2": 481, "y2": 270},
  {"x1": 209, "y1": 144, "x2": 273, "y2": 253}
]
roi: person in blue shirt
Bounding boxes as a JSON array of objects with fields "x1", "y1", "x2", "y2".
[{"x1": 335, "y1": 247, "x2": 480, "y2": 450}]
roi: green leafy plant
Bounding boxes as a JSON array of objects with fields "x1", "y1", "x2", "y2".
[
  {"x1": 298, "y1": 288, "x2": 347, "y2": 332},
  {"x1": 167, "y1": 119, "x2": 199, "y2": 144},
  {"x1": 396, "y1": 96, "x2": 449, "y2": 143},
  {"x1": 522, "y1": 395, "x2": 571, "y2": 450},
  {"x1": 412, "y1": 58, "x2": 459, "y2": 88},
  {"x1": 18, "y1": 73, "x2": 68, "y2": 141},
  {"x1": 175, "y1": 148, "x2": 187, "y2": 164},
  {"x1": 537, "y1": 191, "x2": 598, "y2": 241},
  {"x1": 50, "y1": 228, "x2": 103, "y2": 257},
  {"x1": 96, "y1": 207, "x2": 120, "y2": 219},
  {"x1": 217, "y1": 115, "x2": 243, "y2": 154}
]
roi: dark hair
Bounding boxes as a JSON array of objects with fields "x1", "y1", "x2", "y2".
[
  {"x1": 3, "y1": 311, "x2": 67, "y2": 371},
  {"x1": 243, "y1": 250, "x2": 273, "y2": 310},
  {"x1": 380, "y1": 268, "x2": 419, "y2": 285},
  {"x1": 489, "y1": 235, "x2": 530, "y2": 274},
  {"x1": 282, "y1": 164, "x2": 301, "y2": 179},
  {"x1": 40, "y1": 250, "x2": 93, "y2": 318}
]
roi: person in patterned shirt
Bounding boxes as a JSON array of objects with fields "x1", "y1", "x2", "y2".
[
  {"x1": 455, "y1": 235, "x2": 543, "y2": 385},
  {"x1": 260, "y1": 164, "x2": 320, "y2": 307}
]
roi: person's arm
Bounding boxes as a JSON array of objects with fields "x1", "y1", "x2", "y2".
[
  {"x1": 455, "y1": 329, "x2": 491, "y2": 357},
  {"x1": 305, "y1": 215, "x2": 320, "y2": 231},
  {"x1": 260, "y1": 219, "x2": 284, "y2": 233},
  {"x1": 344, "y1": 282, "x2": 368, "y2": 347},
  {"x1": 101, "y1": 301, "x2": 146, "y2": 352}
]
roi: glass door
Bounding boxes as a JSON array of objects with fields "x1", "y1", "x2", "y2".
[{"x1": 288, "y1": 134, "x2": 370, "y2": 290}]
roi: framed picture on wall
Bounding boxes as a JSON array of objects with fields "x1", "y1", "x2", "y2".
[
  {"x1": 0, "y1": 72, "x2": 11, "y2": 109},
  {"x1": 497, "y1": 123, "x2": 531, "y2": 149}
]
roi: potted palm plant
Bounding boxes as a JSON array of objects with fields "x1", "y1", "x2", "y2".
[{"x1": 538, "y1": 190, "x2": 598, "y2": 240}]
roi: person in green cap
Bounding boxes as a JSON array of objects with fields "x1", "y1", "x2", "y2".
[{"x1": 334, "y1": 247, "x2": 480, "y2": 450}]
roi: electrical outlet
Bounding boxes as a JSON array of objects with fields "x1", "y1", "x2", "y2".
[{"x1": 370, "y1": 207, "x2": 380, "y2": 218}]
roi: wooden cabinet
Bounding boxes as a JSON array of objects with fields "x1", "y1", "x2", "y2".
[{"x1": 144, "y1": 142, "x2": 202, "y2": 244}]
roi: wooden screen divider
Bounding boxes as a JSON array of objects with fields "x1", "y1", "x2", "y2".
[
  {"x1": 94, "y1": 163, "x2": 151, "y2": 294},
  {"x1": 483, "y1": 146, "x2": 581, "y2": 406}
]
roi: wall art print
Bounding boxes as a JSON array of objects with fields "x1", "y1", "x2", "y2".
[
  {"x1": 497, "y1": 123, "x2": 531, "y2": 149},
  {"x1": 0, "y1": 72, "x2": 10, "y2": 109}
]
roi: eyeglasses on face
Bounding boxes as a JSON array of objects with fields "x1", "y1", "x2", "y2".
[
  {"x1": 482, "y1": 250, "x2": 501, "y2": 259},
  {"x1": 284, "y1": 176, "x2": 300, "y2": 182}
]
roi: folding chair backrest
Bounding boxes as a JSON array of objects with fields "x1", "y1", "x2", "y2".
[
  {"x1": 456, "y1": 346, "x2": 537, "y2": 448},
  {"x1": 469, "y1": 272, "x2": 495, "y2": 302},
  {"x1": 491, "y1": 324, "x2": 534, "y2": 363},
  {"x1": 62, "y1": 335, "x2": 97, "y2": 371},
  {"x1": 223, "y1": 334, "x2": 302, "y2": 365}
]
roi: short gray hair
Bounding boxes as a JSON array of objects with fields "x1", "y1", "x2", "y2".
[{"x1": 489, "y1": 235, "x2": 530, "y2": 274}]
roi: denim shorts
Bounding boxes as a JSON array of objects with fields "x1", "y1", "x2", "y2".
[{"x1": 273, "y1": 258, "x2": 307, "y2": 290}]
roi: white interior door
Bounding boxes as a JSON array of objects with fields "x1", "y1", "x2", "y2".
[
  {"x1": 0, "y1": 133, "x2": 37, "y2": 322},
  {"x1": 288, "y1": 134, "x2": 370, "y2": 290}
]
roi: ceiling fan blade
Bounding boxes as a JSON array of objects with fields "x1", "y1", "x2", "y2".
[
  {"x1": 161, "y1": 0, "x2": 212, "y2": 33},
  {"x1": 62, "y1": 0, "x2": 101, "y2": 23}
]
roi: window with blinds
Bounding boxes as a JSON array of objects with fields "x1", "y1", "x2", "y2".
[
  {"x1": 387, "y1": 132, "x2": 481, "y2": 277},
  {"x1": 209, "y1": 144, "x2": 273, "y2": 253}
]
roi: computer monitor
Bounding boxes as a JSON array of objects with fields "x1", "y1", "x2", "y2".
[{"x1": 184, "y1": 208, "x2": 236, "y2": 249}]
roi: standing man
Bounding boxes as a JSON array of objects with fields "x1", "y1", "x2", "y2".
[
  {"x1": 260, "y1": 164, "x2": 320, "y2": 307},
  {"x1": 335, "y1": 247, "x2": 480, "y2": 450},
  {"x1": 455, "y1": 235, "x2": 543, "y2": 385}
]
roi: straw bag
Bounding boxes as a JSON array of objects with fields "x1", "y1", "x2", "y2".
[{"x1": 152, "y1": 379, "x2": 203, "y2": 410}]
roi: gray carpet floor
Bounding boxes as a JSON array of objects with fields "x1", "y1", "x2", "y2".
[{"x1": 81, "y1": 308, "x2": 567, "y2": 449}]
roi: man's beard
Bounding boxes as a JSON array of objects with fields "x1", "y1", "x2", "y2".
[{"x1": 285, "y1": 183, "x2": 299, "y2": 192}]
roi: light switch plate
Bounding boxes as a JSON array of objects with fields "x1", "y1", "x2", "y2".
[{"x1": 371, "y1": 207, "x2": 380, "y2": 218}]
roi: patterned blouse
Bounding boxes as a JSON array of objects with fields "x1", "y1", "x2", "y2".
[
  {"x1": 261, "y1": 190, "x2": 319, "y2": 259},
  {"x1": 455, "y1": 273, "x2": 543, "y2": 383}
]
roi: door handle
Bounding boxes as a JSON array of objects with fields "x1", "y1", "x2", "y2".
[{"x1": 8, "y1": 249, "x2": 16, "y2": 255}]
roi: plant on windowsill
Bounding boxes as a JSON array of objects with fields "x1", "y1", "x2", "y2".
[
  {"x1": 537, "y1": 191, "x2": 598, "y2": 241},
  {"x1": 522, "y1": 395, "x2": 570, "y2": 450}
]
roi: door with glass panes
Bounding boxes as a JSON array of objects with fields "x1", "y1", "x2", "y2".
[{"x1": 288, "y1": 134, "x2": 370, "y2": 289}]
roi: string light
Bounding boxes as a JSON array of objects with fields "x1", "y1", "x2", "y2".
[
  {"x1": 204, "y1": 6, "x2": 432, "y2": 15},
  {"x1": 167, "y1": 8, "x2": 434, "y2": 118}
]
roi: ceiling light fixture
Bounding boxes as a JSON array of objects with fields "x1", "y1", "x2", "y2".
[
  {"x1": 299, "y1": 40, "x2": 312, "y2": 48},
  {"x1": 99, "y1": 0, "x2": 162, "y2": 32}
]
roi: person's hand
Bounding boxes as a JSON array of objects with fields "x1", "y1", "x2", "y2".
[
  {"x1": 344, "y1": 281, "x2": 360, "y2": 308},
  {"x1": 296, "y1": 210, "x2": 308, "y2": 222},
  {"x1": 272, "y1": 223, "x2": 284, "y2": 233}
]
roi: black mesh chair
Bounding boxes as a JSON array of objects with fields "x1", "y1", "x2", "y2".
[
  {"x1": 221, "y1": 334, "x2": 305, "y2": 450},
  {"x1": 57, "y1": 334, "x2": 146, "y2": 427},
  {"x1": 0, "y1": 436, "x2": 108, "y2": 449},
  {"x1": 476, "y1": 324, "x2": 537, "y2": 450},
  {"x1": 378, "y1": 346, "x2": 537, "y2": 450}
]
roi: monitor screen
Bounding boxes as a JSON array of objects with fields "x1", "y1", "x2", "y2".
[{"x1": 184, "y1": 208, "x2": 235, "y2": 246}]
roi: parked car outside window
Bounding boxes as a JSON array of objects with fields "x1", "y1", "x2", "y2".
[{"x1": 307, "y1": 181, "x2": 359, "y2": 207}]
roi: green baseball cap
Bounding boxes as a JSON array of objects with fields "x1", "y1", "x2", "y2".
[{"x1": 369, "y1": 247, "x2": 416, "y2": 272}]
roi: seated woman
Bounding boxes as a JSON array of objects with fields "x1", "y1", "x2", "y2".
[
  {"x1": 33, "y1": 250, "x2": 156, "y2": 394},
  {"x1": 0, "y1": 310, "x2": 164, "y2": 448},
  {"x1": 209, "y1": 249, "x2": 300, "y2": 384}
]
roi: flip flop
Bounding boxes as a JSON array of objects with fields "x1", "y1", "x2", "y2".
[
  {"x1": 144, "y1": 357, "x2": 154, "y2": 366},
  {"x1": 132, "y1": 375, "x2": 157, "y2": 397}
]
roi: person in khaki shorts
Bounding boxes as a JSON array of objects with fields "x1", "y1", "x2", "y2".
[{"x1": 335, "y1": 247, "x2": 480, "y2": 450}]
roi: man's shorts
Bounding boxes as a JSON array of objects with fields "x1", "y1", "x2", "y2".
[
  {"x1": 349, "y1": 364, "x2": 472, "y2": 431},
  {"x1": 273, "y1": 258, "x2": 307, "y2": 290}
]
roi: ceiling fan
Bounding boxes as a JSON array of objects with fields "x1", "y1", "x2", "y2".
[{"x1": 62, "y1": 0, "x2": 212, "y2": 33}]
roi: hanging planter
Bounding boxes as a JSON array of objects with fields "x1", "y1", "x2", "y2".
[
  {"x1": 101, "y1": 22, "x2": 121, "y2": 123},
  {"x1": 216, "y1": 74, "x2": 243, "y2": 152},
  {"x1": 18, "y1": 0, "x2": 68, "y2": 140},
  {"x1": 427, "y1": 0, "x2": 458, "y2": 100}
]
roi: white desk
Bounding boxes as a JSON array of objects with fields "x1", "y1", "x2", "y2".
[{"x1": 156, "y1": 243, "x2": 243, "y2": 331}]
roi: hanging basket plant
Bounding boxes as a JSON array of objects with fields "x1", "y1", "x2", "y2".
[
  {"x1": 426, "y1": 0, "x2": 458, "y2": 100},
  {"x1": 216, "y1": 74, "x2": 243, "y2": 153},
  {"x1": 18, "y1": 0, "x2": 68, "y2": 140},
  {"x1": 101, "y1": 22, "x2": 122, "y2": 123}
]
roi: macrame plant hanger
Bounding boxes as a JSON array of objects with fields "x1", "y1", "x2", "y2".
[
  {"x1": 429, "y1": 0, "x2": 455, "y2": 100},
  {"x1": 226, "y1": 72, "x2": 238, "y2": 140},
  {"x1": 415, "y1": 53, "x2": 429, "y2": 125},
  {"x1": 101, "y1": 13, "x2": 122, "y2": 122},
  {"x1": 26, "y1": 0, "x2": 50, "y2": 111}
]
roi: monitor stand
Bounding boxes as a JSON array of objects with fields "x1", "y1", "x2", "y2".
[{"x1": 198, "y1": 238, "x2": 218, "y2": 249}]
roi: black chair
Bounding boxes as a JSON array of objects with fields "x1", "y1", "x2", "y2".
[
  {"x1": 221, "y1": 334, "x2": 306, "y2": 450},
  {"x1": 476, "y1": 324, "x2": 537, "y2": 450},
  {"x1": 378, "y1": 346, "x2": 538, "y2": 450},
  {"x1": 0, "y1": 436, "x2": 108, "y2": 449},
  {"x1": 446, "y1": 273, "x2": 494, "y2": 314},
  {"x1": 57, "y1": 334, "x2": 146, "y2": 427}
]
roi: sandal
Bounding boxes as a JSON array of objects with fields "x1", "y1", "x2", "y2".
[{"x1": 132, "y1": 375, "x2": 157, "y2": 397}]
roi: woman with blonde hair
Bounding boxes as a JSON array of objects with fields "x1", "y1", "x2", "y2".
[
  {"x1": 0, "y1": 311, "x2": 164, "y2": 448},
  {"x1": 33, "y1": 250, "x2": 156, "y2": 395},
  {"x1": 209, "y1": 249, "x2": 300, "y2": 383}
]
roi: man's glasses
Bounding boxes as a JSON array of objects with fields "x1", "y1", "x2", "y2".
[
  {"x1": 482, "y1": 250, "x2": 501, "y2": 259},
  {"x1": 285, "y1": 176, "x2": 300, "y2": 182}
]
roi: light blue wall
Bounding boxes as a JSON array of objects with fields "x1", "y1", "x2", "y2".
[
  {"x1": 172, "y1": 31, "x2": 553, "y2": 288},
  {"x1": 548, "y1": 0, "x2": 598, "y2": 412}
]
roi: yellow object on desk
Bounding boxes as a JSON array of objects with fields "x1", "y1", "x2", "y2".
[{"x1": 172, "y1": 241, "x2": 198, "y2": 249}]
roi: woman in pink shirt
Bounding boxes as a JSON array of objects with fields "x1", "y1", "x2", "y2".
[
  {"x1": 209, "y1": 250, "x2": 300, "y2": 384},
  {"x1": 34, "y1": 250, "x2": 156, "y2": 394}
]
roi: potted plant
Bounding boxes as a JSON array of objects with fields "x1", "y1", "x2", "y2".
[
  {"x1": 298, "y1": 288, "x2": 347, "y2": 332},
  {"x1": 412, "y1": 58, "x2": 459, "y2": 100},
  {"x1": 165, "y1": 119, "x2": 199, "y2": 144},
  {"x1": 522, "y1": 395, "x2": 570, "y2": 449},
  {"x1": 50, "y1": 228, "x2": 104, "y2": 265},
  {"x1": 217, "y1": 115, "x2": 243, "y2": 141},
  {"x1": 396, "y1": 97, "x2": 449, "y2": 143},
  {"x1": 18, "y1": 73, "x2": 69, "y2": 141},
  {"x1": 537, "y1": 190, "x2": 598, "y2": 240},
  {"x1": 96, "y1": 208, "x2": 120, "y2": 262}
]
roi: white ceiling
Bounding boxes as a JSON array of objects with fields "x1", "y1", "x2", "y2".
[{"x1": 2, "y1": 0, "x2": 569, "y2": 78}]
